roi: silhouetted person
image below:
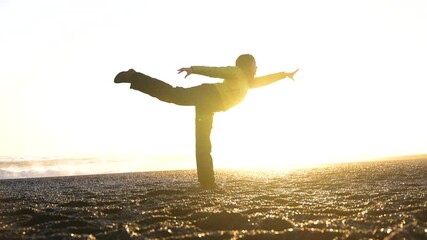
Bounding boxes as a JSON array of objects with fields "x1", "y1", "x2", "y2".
[{"x1": 114, "y1": 54, "x2": 298, "y2": 188}]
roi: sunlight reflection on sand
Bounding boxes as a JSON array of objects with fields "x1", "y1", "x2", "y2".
[{"x1": 1, "y1": 159, "x2": 426, "y2": 239}]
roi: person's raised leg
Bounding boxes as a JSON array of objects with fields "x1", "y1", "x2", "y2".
[
  {"x1": 116, "y1": 69, "x2": 179, "y2": 102},
  {"x1": 195, "y1": 107, "x2": 216, "y2": 188},
  {"x1": 115, "y1": 69, "x2": 200, "y2": 105},
  {"x1": 115, "y1": 69, "x2": 224, "y2": 109}
]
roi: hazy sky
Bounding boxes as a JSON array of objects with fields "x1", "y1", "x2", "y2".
[{"x1": 1, "y1": 0, "x2": 426, "y2": 172}]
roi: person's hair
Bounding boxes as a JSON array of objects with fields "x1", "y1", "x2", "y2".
[{"x1": 235, "y1": 54, "x2": 255, "y2": 72}]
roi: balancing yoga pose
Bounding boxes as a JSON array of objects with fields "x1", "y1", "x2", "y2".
[{"x1": 114, "y1": 54, "x2": 298, "y2": 188}]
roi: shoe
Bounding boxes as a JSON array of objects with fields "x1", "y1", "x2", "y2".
[{"x1": 114, "y1": 69, "x2": 136, "y2": 83}]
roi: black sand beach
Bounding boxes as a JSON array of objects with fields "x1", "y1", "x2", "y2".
[{"x1": 1, "y1": 159, "x2": 426, "y2": 240}]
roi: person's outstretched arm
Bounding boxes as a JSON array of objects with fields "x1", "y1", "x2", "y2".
[
  {"x1": 249, "y1": 69, "x2": 299, "y2": 88},
  {"x1": 178, "y1": 66, "x2": 241, "y2": 79}
]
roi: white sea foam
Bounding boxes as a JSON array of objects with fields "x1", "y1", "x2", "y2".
[{"x1": 0, "y1": 155, "x2": 194, "y2": 179}]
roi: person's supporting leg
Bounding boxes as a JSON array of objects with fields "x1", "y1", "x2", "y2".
[{"x1": 195, "y1": 107, "x2": 216, "y2": 188}]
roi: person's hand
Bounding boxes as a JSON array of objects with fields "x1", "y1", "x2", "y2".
[
  {"x1": 177, "y1": 67, "x2": 192, "y2": 78},
  {"x1": 286, "y1": 68, "x2": 299, "y2": 81}
]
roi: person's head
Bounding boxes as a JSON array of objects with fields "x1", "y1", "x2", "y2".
[{"x1": 235, "y1": 54, "x2": 257, "y2": 77}]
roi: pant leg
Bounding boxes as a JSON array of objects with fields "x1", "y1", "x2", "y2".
[
  {"x1": 130, "y1": 72, "x2": 224, "y2": 111},
  {"x1": 130, "y1": 72, "x2": 182, "y2": 104},
  {"x1": 195, "y1": 107, "x2": 215, "y2": 186}
]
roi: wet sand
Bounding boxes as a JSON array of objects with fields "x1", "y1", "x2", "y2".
[{"x1": 1, "y1": 159, "x2": 426, "y2": 240}]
